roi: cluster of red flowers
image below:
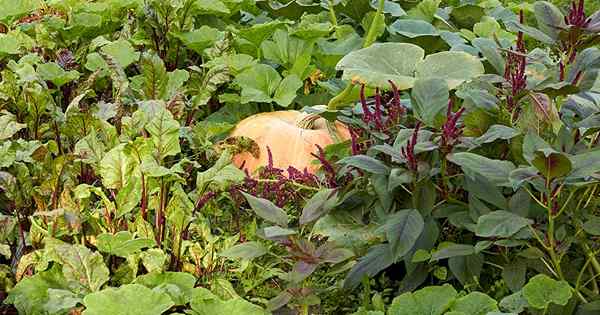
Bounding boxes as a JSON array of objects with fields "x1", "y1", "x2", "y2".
[
  {"x1": 559, "y1": 0, "x2": 590, "y2": 83},
  {"x1": 358, "y1": 81, "x2": 405, "y2": 133},
  {"x1": 440, "y1": 100, "x2": 465, "y2": 154},
  {"x1": 231, "y1": 147, "x2": 321, "y2": 207},
  {"x1": 504, "y1": 11, "x2": 528, "y2": 114},
  {"x1": 401, "y1": 122, "x2": 421, "y2": 172},
  {"x1": 565, "y1": 0, "x2": 590, "y2": 28}
]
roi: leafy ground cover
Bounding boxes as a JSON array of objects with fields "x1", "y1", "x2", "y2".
[{"x1": 1, "y1": 0, "x2": 600, "y2": 314}]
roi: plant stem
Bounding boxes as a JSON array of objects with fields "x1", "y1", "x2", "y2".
[
  {"x1": 327, "y1": 0, "x2": 385, "y2": 110},
  {"x1": 327, "y1": 0, "x2": 338, "y2": 27},
  {"x1": 301, "y1": 304, "x2": 309, "y2": 315},
  {"x1": 363, "y1": 0, "x2": 385, "y2": 48}
]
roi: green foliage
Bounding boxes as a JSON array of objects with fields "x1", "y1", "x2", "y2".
[{"x1": 1, "y1": 0, "x2": 600, "y2": 314}]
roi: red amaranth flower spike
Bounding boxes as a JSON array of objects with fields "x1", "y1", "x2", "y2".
[
  {"x1": 373, "y1": 88, "x2": 384, "y2": 130},
  {"x1": 504, "y1": 10, "x2": 528, "y2": 116},
  {"x1": 565, "y1": 0, "x2": 589, "y2": 28},
  {"x1": 441, "y1": 100, "x2": 465, "y2": 154},
  {"x1": 386, "y1": 80, "x2": 404, "y2": 126},
  {"x1": 401, "y1": 122, "x2": 421, "y2": 171},
  {"x1": 310, "y1": 144, "x2": 338, "y2": 188},
  {"x1": 359, "y1": 84, "x2": 372, "y2": 124}
]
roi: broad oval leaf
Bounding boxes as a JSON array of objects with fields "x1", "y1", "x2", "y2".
[
  {"x1": 299, "y1": 188, "x2": 338, "y2": 225},
  {"x1": 96, "y1": 231, "x2": 155, "y2": 258},
  {"x1": 219, "y1": 242, "x2": 268, "y2": 260},
  {"x1": 447, "y1": 152, "x2": 515, "y2": 187},
  {"x1": 336, "y1": 43, "x2": 425, "y2": 90},
  {"x1": 385, "y1": 209, "x2": 425, "y2": 260},
  {"x1": 242, "y1": 192, "x2": 289, "y2": 227},
  {"x1": 415, "y1": 51, "x2": 485, "y2": 89},
  {"x1": 338, "y1": 155, "x2": 390, "y2": 174},
  {"x1": 522, "y1": 274, "x2": 572, "y2": 309},
  {"x1": 475, "y1": 211, "x2": 533, "y2": 238},
  {"x1": 388, "y1": 284, "x2": 458, "y2": 315},
  {"x1": 82, "y1": 283, "x2": 174, "y2": 315}
]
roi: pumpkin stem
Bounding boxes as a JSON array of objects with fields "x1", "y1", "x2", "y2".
[
  {"x1": 296, "y1": 113, "x2": 321, "y2": 129},
  {"x1": 327, "y1": 0, "x2": 385, "y2": 110}
]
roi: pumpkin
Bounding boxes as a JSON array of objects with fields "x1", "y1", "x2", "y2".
[{"x1": 228, "y1": 110, "x2": 350, "y2": 174}]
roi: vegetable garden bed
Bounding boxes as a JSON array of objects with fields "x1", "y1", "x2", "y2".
[{"x1": 1, "y1": 0, "x2": 600, "y2": 314}]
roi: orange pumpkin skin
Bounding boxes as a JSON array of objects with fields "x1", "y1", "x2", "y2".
[{"x1": 229, "y1": 111, "x2": 350, "y2": 175}]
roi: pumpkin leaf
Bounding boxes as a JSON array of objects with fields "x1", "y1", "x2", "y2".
[
  {"x1": 522, "y1": 274, "x2": 573, "y2": 309},
  {"x1": 388, "y1": 284, "x2": 458, "y2": 315},
  {"x1": 415, "y1": 51, "x2": 485, "y2": 89},
  {"x1": 336, "y1": 43, "x2": 424, "y2": 90},
  {"x1": 82, "y1": 283, "x2": 174, "y2": 315},
  {"x1": 235, "y1": 64, "x2": 302, "y2": 107}
]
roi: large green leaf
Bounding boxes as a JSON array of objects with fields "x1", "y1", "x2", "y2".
[
  {"x1": 220, "y1": 242, "x2": 268, "y2": 260},
  {"x1": 99, "y1": 144, "x2": 135, "y2": 190},
  {"x1": 299, "y1": 188, "x2": 338, "y2": 225},
  {"x1": 411, "y1": 78, "x2": 449, "y2": 127},
  {"x1": 234, "y1": 64, "x2": 302, "y2": 107},
  {"x1": 344, "y1": 244, "x2": 395, "y2": 290},
  {"x1": 174, "y1": 26, "x2": 223, "y2": 54},
  {"x1": 260, "y1": 29, "x2": 314, "y2": 78},
  {"x1": 533, "y1": 2, "x2": 565, "y2": 40},
  {"x1": 449, "y1": 292, "x2": 499, "y2": 315},
  {"x1": 447, "y1": 152, "x2": 515, "y2": 187},
  {"x1": 388, "y1": 284, "x2": 458, "y2": 315},
  {"x1": 0, "y1": 112, "x2": 26, "y2": 140},
  {"x1": 5, "y1": 266, "x2": 66, "y2": 315},
  {"x1": 336, "y1": 43, "x2": 424, "y2": 90},
  {"x1": 522, "y1": 274, "x2": 572, "y2": 309},
  {"x1": 146, "y1": 108, "x2": 181, "y2": 160},
  {"x1": 190, "y1": 287, "x2": 268, "y2": 315},
  {"x1": 37, "y1": 62, "x2": 80, "y2": 87},
  {"x1": 339, "y1": 154, "x2": 391, "y2": 174},
  {"x1": 96, "y1": 231, "x2": 155, "y2": 257},
  {"x1": 134, "y1": 272, "x2": 196, "y2": 305},
  {"x1": 0, "y1": 0, "x2": 39, "y2": 22},
  {"x1": 82, "y1": 283, "x2": 175, "y2": 315},
  {"x1": 241, "y1": 192, "x2": 289, "y2": 227},
  {"x1": 475, "y1": 211, "x2": 533, "y2": 238},
  {"x1": 415, "y1": 51, "x2": 485, "y2": 89},
  {"x1": 48, "y1": 242, "x2": 110, "y2": 293},
  {"x1": 100, "y1": 39, "x2": 140, "y2": 68},
  {"x1": 385, "y1": 209, "x2": 424, "y2": 260}
]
